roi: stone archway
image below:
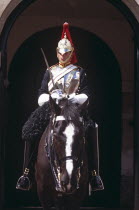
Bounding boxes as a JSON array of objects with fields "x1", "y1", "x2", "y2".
[
  {"x1": 0, "y1": 1, "x2": 138, "y2": 210},
  {"x1": 5, "y1": 27, "x2": 121, "y2": 208},
  {"x1": 0, "y1": 0, "x2": 139, "y2": 73},
  {"x1": 1, "y1": 0, "x2": 139, "y2": 30}
]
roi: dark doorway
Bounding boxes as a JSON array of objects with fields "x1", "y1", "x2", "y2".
[{"x1": 5, "y1": 26, "x2": 121, "y2": 208}]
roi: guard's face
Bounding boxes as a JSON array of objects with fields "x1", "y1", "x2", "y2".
[{"x1": 57, "y1": 51, "x2": 72, "y2": 63}]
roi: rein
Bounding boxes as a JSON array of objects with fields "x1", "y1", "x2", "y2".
[{"x1": 45, "y1": 114, "x2": 62, "y2": 191}]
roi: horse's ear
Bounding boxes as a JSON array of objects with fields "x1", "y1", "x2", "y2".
[
  {"x1": 49, "y1": 96, "x2": 61, "y2": 115},
  {"x1": 78, "y1": 99, "x2": 89, "y2": 112}
]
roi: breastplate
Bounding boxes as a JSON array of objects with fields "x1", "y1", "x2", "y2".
[{"x1": 49, "y1": 65, "x2": 80, "y2": 95}]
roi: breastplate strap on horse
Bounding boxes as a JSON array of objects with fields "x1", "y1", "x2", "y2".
[
  {"x1": 45, "y1": 117, "x2": 62, "y2": 191},
  {"x1": 48, "y1": 64, "x2": 80, "y2": 95}
]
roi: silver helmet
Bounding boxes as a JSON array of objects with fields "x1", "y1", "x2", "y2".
[{"x1": 57, "y1": 36, "x2": 74, "y2": 55}]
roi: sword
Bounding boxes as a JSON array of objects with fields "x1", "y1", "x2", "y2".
[{"x1": 40, "y1": 48, "x2": 55, "y2": 87}]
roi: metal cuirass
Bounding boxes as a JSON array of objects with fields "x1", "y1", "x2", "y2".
[{"x1": 48, "y1": 64, "x2": 80, "y2": 95}]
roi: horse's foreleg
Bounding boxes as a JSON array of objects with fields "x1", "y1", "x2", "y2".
[
  {"x1": 64, "y1": 199, "x2": 80, "y2": 210},
  {"x1": 38, "y1": 194, "x2": 52, "y2": 210},
  {"x1": 55, "y1": 197, "x2": 80, "y2": 210},
  {"x1": 42, "y1": 201, "x2": 51, "y2": 210},
  {"x1": 64, "y1": 204, "x2": 80, "y2": 210},
  {"x1": 55, "y1": 197, "x2": 64, "y2": 210},
  {"x1": 37, "y1": 184, "x2": 52, "y2": 210}
]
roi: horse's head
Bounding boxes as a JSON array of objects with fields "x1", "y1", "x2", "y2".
[{"x1": 49, "y1": 97, "x2": 88, "y2": 194}]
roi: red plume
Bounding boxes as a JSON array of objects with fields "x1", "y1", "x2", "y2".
[{"x1": 61, "y1": 22, "x2": 77, "y2": 64}]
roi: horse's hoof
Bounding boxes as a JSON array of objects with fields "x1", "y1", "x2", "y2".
[{"x1": 16, "y1": 175, "x2": 31, "y2": 191}]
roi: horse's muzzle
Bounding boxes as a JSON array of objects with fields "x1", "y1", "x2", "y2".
[
  {"x1": 56, "y1": 185, "x2": 77, "y2": 195},
  {"x1": 59, "y1": 181, "x2": 78, "y2": 195}
]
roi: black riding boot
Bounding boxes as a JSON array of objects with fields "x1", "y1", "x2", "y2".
[
  {"x1": 16, "y1": 103, "x2": 50, "y2": 191},
  {"x1": 16, "y1": 140, "x2": 36, "y2": 191},
  {"x1": 86, "y1": 122, "x2": 104, "y2": 192}
]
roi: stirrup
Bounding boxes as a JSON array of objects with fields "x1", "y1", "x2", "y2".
[
  {"x1": 90, "y1": 170, "x2": 104, "y2": 191},
  {"x1": 16, "y1": 168, "x2": 31, "y2": 191}
]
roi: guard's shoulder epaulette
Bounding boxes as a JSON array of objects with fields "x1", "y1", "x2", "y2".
[{"x1": 50, "y1": 63, "x2": 59, "y2": 70}]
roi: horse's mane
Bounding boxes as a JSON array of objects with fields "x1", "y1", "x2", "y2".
[{"x1": 60, "y1": 100, "x2": 81, "y2": 124}]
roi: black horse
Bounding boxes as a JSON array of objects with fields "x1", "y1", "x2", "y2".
[{"x1": 35, "y1": 98, "x2": 88, "y2": 210}]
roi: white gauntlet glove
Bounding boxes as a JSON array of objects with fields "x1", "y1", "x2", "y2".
[
  {"x1": 38, "y1": 93, "x2": 49, "y2": 106},
  {"x1": 38, "y1": 90, "x2": 64, "y2": 106},
  {"x1": 51, "y1": 93, "x2": 61, "y2": 100},
  {"x1": 38, "y1": 92, "x2": 88, "y2": 106},
  {"x1": 51, "y1": 89, "x2": 64, "y2": 100},
  {"x1": 68, "y1": 93, "x2": 88, "y2": 105}
]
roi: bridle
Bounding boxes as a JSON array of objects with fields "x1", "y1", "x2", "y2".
[{"x1": 45, "y1": 113, "x2": 86, "y2": 193}]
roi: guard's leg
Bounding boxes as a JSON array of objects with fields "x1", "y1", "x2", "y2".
[
  {"x1": 16, "y1": 140, "x2": 37, "y2": 191},
  {"x1": 87, "y1": 122, "x2": 104, "y2": 191},
  {"x1": 16, "y1": 103, "x2": 50, "y2": 191}
]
